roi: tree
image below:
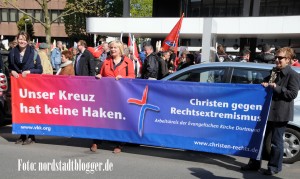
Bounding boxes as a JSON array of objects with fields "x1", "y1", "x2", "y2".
[
  {"x1": 64, "y1": 0, "x2": 122, "y2": 46},
  {"x1": 17, "y1": 15, "x2": 34, "y2": 38},
  {"x1": 1, "y1": 0, "x2": 98, "y2": 50},
  {"x1": 130, "y1": 0, "x2": 153, "y2": 17}
]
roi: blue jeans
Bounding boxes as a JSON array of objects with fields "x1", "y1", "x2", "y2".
[
  {"x1": 267, "y1": 121, "x2": 287, "y2": 172},
  {"x1": 54, "y1": 64, "x2": 60, "y2": 71},
  {"x1": 247, "y1": 121, "x2": 287, "y2": 172}
]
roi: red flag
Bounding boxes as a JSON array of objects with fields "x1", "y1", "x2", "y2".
[
  {"x1": 87, "y1": 46, "x2": 103, "y2": 59},
  {"x1": 161, "y1": 13, "x2": 184, "y2": 69},
  {"x1": 161, "y1": 13, "x2": 184, "y2": 52},
  {"x1": 128, "y1": 33, "x2": 132, "y2": 47}
]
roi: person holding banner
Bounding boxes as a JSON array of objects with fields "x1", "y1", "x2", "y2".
[
  {"x1": 93, "y1": 40, "x2": 135, "y2": 153},
  {"x1": 8, "y1": 31, "x2": 43, "y2": 145},
  {"x1": 241, "y1": 47, "x2": 299, "y2": 176}
]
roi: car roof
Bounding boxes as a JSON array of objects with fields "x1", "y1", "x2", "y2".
[{"x1": 162, "y1": 62, "x2": 300, "y2": 80}]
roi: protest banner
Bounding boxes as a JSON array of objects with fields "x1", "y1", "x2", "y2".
[{"x1": 12, "y1": 75, "x2": 272, "y2": 159}]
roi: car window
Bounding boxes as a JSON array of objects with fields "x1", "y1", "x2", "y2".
[
  {"x1": 170, "y1": 68, "x2": 226, "y2": 83},
  {"x1": 231, "y1": 68, "x2": 270, "y2": 84}
]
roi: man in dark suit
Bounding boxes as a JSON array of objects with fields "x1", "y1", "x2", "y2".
[
  {"x1": 241, "y1": 47, "x2": 299, "y2": 176},
  {"x1": 74, "y1": 40, "x2": 95, "y2": 76}
]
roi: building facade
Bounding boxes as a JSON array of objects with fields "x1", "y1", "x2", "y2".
[
  {"x1": 152, "y1": 0, "x2": 300, "y2": 56},
  {"x1": 0, "y1": 0, "x2": 67, "y2": 42}
]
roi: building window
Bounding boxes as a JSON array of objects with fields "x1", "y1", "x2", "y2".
[
  {"x1": 35, "y1": 10, "x2": 42, "y2": 22},
  {"x1": 227, "y1": 0, "x2": 242, "y2": 17},
  {"x1": 10, "y1": 9, "x2": 17, "y2": 22},
  {"x1": 51, "y1": 10, "x2": 58, "y2": 22},
  {"x1": 214, "y1": 0, "x2": 227, "y2": 17},
  {"x1": 260, "y1": 0, "x2": 300, "y2": 16},
  {"x1": 26, "y1": 10, "x2": 34, "y2": 20},
  {"x1": 58, "y1": 10, "x2": 64, "y2": 23},
  {"x1": 202, "y1": 0, "x2": 214, "y2": 17},
  {"x1": 1, "y1": 9, "x2": 8, "y2": 22},
  {"x1": 18, "y1": 11, "x2": 24, "y2": 21}
]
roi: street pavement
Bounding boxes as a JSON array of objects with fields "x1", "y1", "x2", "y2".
[{"x1": 1, "y1": 124, "x2": 299, "y2": 179}]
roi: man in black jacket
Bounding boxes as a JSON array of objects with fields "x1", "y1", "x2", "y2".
[
  {"x1": 157, "y1": 51, "x2": 170, "y2": 80},
  {"x1": 241, "y1": 47, "x2": 299, "y2": 175},
  {"x1": 74, "y1": 40, "x2": 95, "y2": 76},
  {"x1": 255, "y1": 43, "x2": 275, "y2": 63},
  {"x1": 141, "y1": 45, "x2": 159, "y2": 80}
]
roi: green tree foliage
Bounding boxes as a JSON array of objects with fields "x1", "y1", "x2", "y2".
[
  {"x1": 130, "y1": 0, "x2": 153, "y2": 17},
  {"x1": 2, "y1": 0, "x2": 100, "y2": 51},
  {"x1": 17, "y1": 15, "x2": 34, "y2": 38},
  {"x1": 64, "y1": 0, "x2": 122, "y2": 46}
]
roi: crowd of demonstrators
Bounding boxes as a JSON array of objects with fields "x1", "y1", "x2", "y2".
[
  {"x1": 241, "y1": 47, "x2": 299, "y2": 176},
  {"x1": 217, "y1": 44, "x2": 232, "y2": 62},
  {"x1": 235, "y1": 49, "x2": 251, "y2": 62},
  {"x1": 177, "y1": 54, "x2": 195, "y2": 70},
  {"x1": 176, "y1": 50, "x2": 189, "y2": 70},
  {"x1": 4, "y1": 33, "x2": 300, "y2": 174},
  {"x1": 38, "y1": 43, "x2": 53, "y2": 75},
  {"x1": 51, "y1": 41, "x2": 63, "y2": 71},
  {"x1": 194, "y1": 49, "x2": 202, "y2": 64},
  {"x1": 168, "y1": 46, "x2": 176, "y2": 70},
  {"x1": 8, "y1": 31, "x2": 43, "y2": 145},
  {"x1": 56, "y1": 50, "x2": 75, "y2": 76},
  {"x1": 255, "y1": 43, "x2": 275, "y2": 63},
  {"x1": 92, "y1": 40, "x2": 135, "y2": 154}
]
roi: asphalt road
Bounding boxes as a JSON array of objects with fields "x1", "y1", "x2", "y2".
[{"x1": 1, "y1": 124, "x2": 299, "y2": 179}]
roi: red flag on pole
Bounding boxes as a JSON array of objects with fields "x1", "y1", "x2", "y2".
[
  {"x1": 128, "y1": 33, "x2": 132, "y2": 47},
  {"x1": 161, "y1": 13, "x2": 184, "y2": 52},
  {"x1": 161, "y1": 13, "x2": 184, "y2": 69}
]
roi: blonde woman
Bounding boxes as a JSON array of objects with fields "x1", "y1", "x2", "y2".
[{"x1": 92, "y1": 40, "x2": 135, "y2": 153}]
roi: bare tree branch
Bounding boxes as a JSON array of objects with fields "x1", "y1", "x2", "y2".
[
  {"x1": 5, "y1": 1, "x2": 47, "y2": 27},
  {"x1": 51, "y1": 0, "x2": 98, "y2": 23},
  {"x1": 34, "y1": 0, "x2": 43, "y2": 7},
  {"x1": 51, "y1": 10, "x2": 76, "y2": 24}
]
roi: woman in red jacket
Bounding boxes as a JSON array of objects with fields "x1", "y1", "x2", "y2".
[
  {"x1": 96, "y1": 40, "x2": 135, "y2": 80},
  {"x1": 92, "y1": 40, "x2": 135, "y2": 154}
]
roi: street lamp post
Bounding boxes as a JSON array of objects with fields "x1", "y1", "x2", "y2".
[{"x1": 24, "y1": 19, "x2": 30, "y2": 33}]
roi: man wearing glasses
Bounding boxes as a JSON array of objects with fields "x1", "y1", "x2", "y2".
[
  {"x1": 74, "y1": 40, "x2": 95, "y2": 76},
  {"x1": 241, "y1": 47, "x2": 299, "y2": 175}
]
